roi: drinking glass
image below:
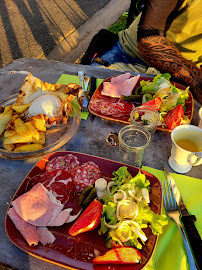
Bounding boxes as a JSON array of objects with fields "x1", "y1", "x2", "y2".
[
  {"x1": 130, "y1": 106, "x2": 159, "y2": 139},
  {"x1": 118, "y1": 125, "x2": 151, "y2": 167}
]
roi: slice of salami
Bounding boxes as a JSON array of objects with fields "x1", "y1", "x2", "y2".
[
  {"x1": 114, "y1": 99, "x2": 135, "y2": 113},
  {"x1": 89, "y1": 98, "x2": 103, "y2": 112},
  {"x1": 89, "y1": 97, "x2": 135, "y2": 117},
  {"x1": 100, "y1": 101, "x2": 119, "y2": 115},
  {"x1": 46, "y1": 154, "x2": 80, "y2": 171},
  {"x1": 27, "y1": 169, "x2": 76, "y2": 204},
  {"x1": 71, "y1": 161, "x2": 101, "y2": 192}
]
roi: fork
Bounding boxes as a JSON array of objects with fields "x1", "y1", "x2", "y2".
[
  {"x1": 161, "y1": 178, "x2": 199, "y2": 270},
  {"x1": 78, "y1": 71, "x2": 90, "y2": 112}
]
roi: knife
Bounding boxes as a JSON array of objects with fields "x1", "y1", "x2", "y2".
[
  {"x1": 164, "y1": 168, "x2": 202, "y2": 269},
  {"x1": 89, "y1": 76, "x2": 97, "y2": 122},
  {"x1": 89, "y1": 76, "x2": 97, "y2": 98}
]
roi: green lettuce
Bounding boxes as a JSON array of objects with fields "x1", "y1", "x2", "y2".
[
  {"x1": 129, "y1": 171, "x2": 150, "y2": 189},
  {"x1": 99, "y1": 166, "x2": 168, "y2": 250},
  {"x1": 136, "y1": 204, "x2": 168, "y2": 235},
  {"x1": 140, "y1": 73, "x2": 171, "y2": 94},
  {"x1": 112, "y1": 166, "x2": 132, "y2": 184}
]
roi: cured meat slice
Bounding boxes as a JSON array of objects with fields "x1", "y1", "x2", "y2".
[
  {"x1": 114, "y1": 99, "x2": 135, "y2": 113},
  {"x1": 12, "y1": 183, "x2": 64, "y2": 226},
  {"x1": 66, "y1": 209, "x2": 82, "y2": 223},
  {"x1": 110, "y1": 73, "x2": 131, "y2": 84},
  {"x1": 99, "y1": 100, "x2": 119, "y2": 115},
  {"x1": 27, "y1": 169, "x2": 76, "y2": 204},
  {"x1": 71, "y1": 161, "x2": 101, "y2": 192},
  {"x1": 37, "y1": 226, "x2": 56, "y2": 245},
  {"x1": 102, "y1": 75, "x2": 140, "y2": 98},
  {"x1": 89, "y1": 97, "x2": 135, "y2": 117},
  {"x1": 46, "y1": 154, "x2": 80, "y2": 171},
  {"x1": 48, "y1": 208, "x2": 73, "y2": 227},
  {"x1": 8, "y1": 207, "x2": 39, "y2": 246}
]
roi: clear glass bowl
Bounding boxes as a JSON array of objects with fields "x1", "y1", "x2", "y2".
[{"x1": 0, "y1": 94, "x2": 81, "y2": 159}]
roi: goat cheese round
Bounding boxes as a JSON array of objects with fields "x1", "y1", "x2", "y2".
[{"x1": 28, "y1": 94, "x2": 62, "y2": 118}]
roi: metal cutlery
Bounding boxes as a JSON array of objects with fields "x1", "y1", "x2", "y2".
[
  {"x1": 163, "y1": 168, "x2": 202, "y2": 269},
  {"x1": 162, "y1": 170, "x2": 200, "y2": 270},
  {"x1": 78, "y1": 71, "x2": 90, "y2": 112}
]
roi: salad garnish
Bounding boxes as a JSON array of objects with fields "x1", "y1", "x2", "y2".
[
  {"x1": 140, "y1": 73, "x2": 190, "y2": 126},
  {"x1": 99, "y1": 167, "x2": 168, "y2": 249}
]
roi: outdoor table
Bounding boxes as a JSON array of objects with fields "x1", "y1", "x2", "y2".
[{"x1": 0, "y1": 58, "x2": 201, "y2": 270}]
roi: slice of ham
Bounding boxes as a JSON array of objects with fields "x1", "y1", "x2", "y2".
[
  {"x1": 8, "y1": 207, "x2": 39, "y2": 246},
  {"x1": 48, "y1": 208, "x2": 73, "y2": 227},
  {"x1": 110, "y1": 72, "x2": 131, "y2": 84},
  {"x1": 37, "y1": 226, "x2": 56, "y2": 245},
  {"x1": 12, "y1": 183, "x2": 64, "y2": 226},
  {"x1": 102, "y1": 74, "x2": 140, "y2": 98},
  {"x1": 66, "y1": 208, "x2": 82, "y2": 223}
]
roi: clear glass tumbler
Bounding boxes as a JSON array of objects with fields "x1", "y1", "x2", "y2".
[
  {"x1": 118, "y1": 125, "x2": 151, "y2": 167},
  {"x1": 130, "y1": 106, "x2": 159, "y2": 139}
]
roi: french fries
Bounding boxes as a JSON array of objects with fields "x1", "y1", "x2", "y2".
[
  {"x1": 25, "y1": 122, "x2": 40, "y2": 140},
  {"x1": 31, "y1": 115, "x2": 46, "y2": 132},
  {"x1": 12, "y1": 104, "x2": 31, "y2": 113},
  {"x1": 14, "y1": 143, "x2": 44, "y2": 152},
  {"x1": 0, "y1": 73, "x2": 74, "y2": 153},
  {"x1": 0, "y1": 113, "x2": 12, "y2": 135},
  {"x1": 0, "y1": 108, "x2": 13, "y2": 135},
  {"x1": 14, "y1": 118, "x2": 29, "y2": 135},
  {"x1": 4, "y1": 133, "x2": 33, "y2": 144},
  {"x1": 0, "y1": 110, "x2": 47, "y2": 152},
  {"x1": 32, "y1": 132, "x2": 46, "y2": 145}
]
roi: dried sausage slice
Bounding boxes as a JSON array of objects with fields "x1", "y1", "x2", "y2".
[
  {"x1": 89, "y1": 97, "x2": 135, "y2": 116},
  {"x1": 71, "y1": 161, "x2": 101, "y2": 192},
  {"x1": 46, "y1": 154, "x2": 80, "y2": 171}
]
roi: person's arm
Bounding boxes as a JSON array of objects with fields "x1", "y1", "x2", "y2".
[{"x1": 137, "y1": 0, "x2": 202, "y2": 103}]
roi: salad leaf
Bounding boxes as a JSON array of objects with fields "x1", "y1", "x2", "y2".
[
  {"x1": 105, "y1": 203, "x2": 117, "y2": 221},
  {"x1": 129, "y1": 171, "x2": 150, "y2": 189},
  {"x1": 69, "y1": 96, "x2": 80, "y2": 117},
  {"x1": 125, "y1": 238, "x2": 143, "y2": 250},
  {"x1": 100, "y1": 166, "x2": 168, "y2": 250},
  {"x1": 136, "y1": 204, "x2": 168, "y2": 235},
  {"x1": 140, "y1": 73, "x2": 171, "y2": 94},
  {"x1": 142, "y1": 93, "x2": 153, "y2": 103},
  {"x1": 112, "y1": 166, "x2": 132, "y2": 184},
  {"x1": 150, "y1": 213, "x2": 169, "y2": 235},
  {"x1": 159, "y1": 91, "x2": 183, "y2": 112}
]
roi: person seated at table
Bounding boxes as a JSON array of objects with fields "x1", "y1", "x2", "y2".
[{"x1": 91, "y1": 0, "x2": 202, "y2": 104}]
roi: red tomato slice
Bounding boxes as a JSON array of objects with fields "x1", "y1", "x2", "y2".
[
  {"x1": 68, "y1": 199, "x2": 102, "y2": 236},
  {"x1": 164, "y1": 104, "x2": 184, "y2": 130},
  {"x1": 142, "y1": 97, "x2": 162, "y2": 111}
]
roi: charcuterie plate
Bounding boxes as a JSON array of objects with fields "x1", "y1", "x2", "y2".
[
  {"x1": 89, "y1": 76, "x2": 194, "y2": 132},
  {"x1": 5, "y1": 151, "x2": 163, "y2": 270}
]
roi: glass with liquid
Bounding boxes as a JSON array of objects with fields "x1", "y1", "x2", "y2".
[{"x1": 175, "y1": 138, "x2": 200, "y2": 152}]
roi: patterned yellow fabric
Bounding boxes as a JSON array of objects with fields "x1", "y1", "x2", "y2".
[
  {"x1": 166, "y1": 0, "x2": 202, "y2": 67},
  {"x1": 119, "y1": 0, "x2": 202, "y2": 67}
]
